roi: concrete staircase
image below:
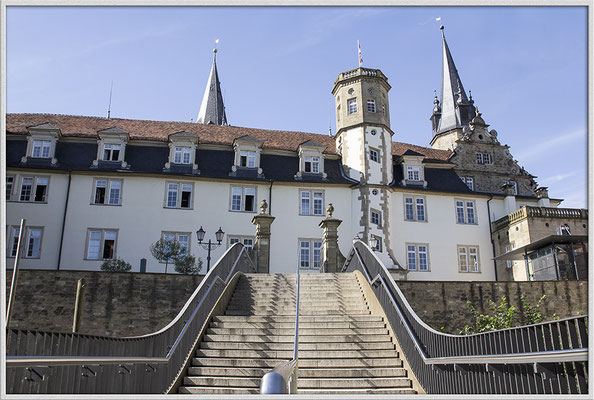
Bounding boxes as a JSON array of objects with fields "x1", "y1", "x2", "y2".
[{"x1": 178, "y1": 272, "x2": 416, "y2": 394}]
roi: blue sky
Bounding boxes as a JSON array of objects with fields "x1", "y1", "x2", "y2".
[{"x1": 6, "y1": 6, "x2": 588, "y2": 208}]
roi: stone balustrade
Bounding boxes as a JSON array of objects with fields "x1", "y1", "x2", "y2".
[
  {"x1": 338, "y1": 67, "x2": 384, "y2": 80},
  {"x1": 492, "y1": 206, "x2": 588, "y2": 232}
]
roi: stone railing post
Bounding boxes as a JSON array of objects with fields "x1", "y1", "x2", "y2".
[
  {"x1": 319, "y1": 204, "x2": 345, "y2": 273},
  {"x1": 251, "y1": 199, "x2": 275, "y2": 273}
]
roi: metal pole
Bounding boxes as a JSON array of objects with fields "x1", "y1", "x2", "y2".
[
  {"x1": 6, "y1": 219, "x2": 26, "y2": 328},
  {"x1": 206, "y1": 239, "x2": 212, "y2": 272},
  {"x1": 72, "y1": 278, "x2": 87, "y2": 333}
]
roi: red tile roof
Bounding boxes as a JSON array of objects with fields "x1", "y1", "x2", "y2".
[{"x1": 6, "y1": 113, "x2": 453, "y2": 160}]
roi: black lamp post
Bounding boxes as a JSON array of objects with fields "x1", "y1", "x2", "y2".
[
  {"x1": 196, "y1": 226, "x2": 225, "y2": 273},
  {"x1": 369, "y1": 236, "x2": 379, "y2": 252}
]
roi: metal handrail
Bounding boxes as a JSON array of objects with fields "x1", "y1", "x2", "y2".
[
  {"x1": 6, "y1": 244, "x2": 256, "y2": 394},
  {"x1": 260, "y1": 266, "x2": 300, "y2": 394},
  {"x1": 349, "y1": 241, "x2": 588, "y2": 366}
]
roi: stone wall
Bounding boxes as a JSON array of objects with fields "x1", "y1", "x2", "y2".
[
  {"x1": 397, "y1": 280, "x2": 588, "y2": 334},
  {"x1": 6, "y1": 270, "x2": 587, "y2": 337},
  {"x1": 6, "y1": 269, "x2": 204, "y2": 337}
]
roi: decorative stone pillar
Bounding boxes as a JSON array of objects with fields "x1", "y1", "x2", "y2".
[
  {"x1": 502, "y1": 182, "x2": 517, "y2": 215},
  {"x1": 536, "y1": 187, "x2": 551, "y2": 207},
  {"x1": 319, "y1": 204, "x2": 345, "y2": 273},
  {"x1": 251, "y1": 199, "x2": 275, "y2": 273}
]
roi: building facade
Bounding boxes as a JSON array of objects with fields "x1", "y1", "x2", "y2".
[{"x1": 5, "y1": 30, "x2": 587, "y2": 281}]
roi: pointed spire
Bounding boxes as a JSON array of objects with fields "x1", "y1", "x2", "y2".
[
  {"x1": 434, "y1": 26, "x2": 475, "y2": 135},
  {"x1": 197, "y1": 43, "x2": 228, "y2": 125}
]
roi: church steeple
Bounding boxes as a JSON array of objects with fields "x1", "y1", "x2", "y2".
[
  {"x1": 432, "y1": 26, "x2": 475, "y2": 137},
  {"x1": 197, "y1": 48, "x2": 227, "y2": 125}
]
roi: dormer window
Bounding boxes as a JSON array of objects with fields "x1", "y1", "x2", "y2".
[
  {"x1": 231, "y1": 135, "x2": 264, "y2": 177},
  {"x1": 174, "y1": 147, "x2": 192, "y2": 164},
  {"x1": 296, "y1": 140, "x2": 327, "y2": 180},
  {"x1": 22, "y1": 123, "x2": 62, "y2": 165},
  {"x1": 164, "y1": 132, "x2": 199, "y2": 174},
  {"x1": 32, "y1": 140, "x2": 52, "y2": 158},
  {"x1": 240, "y1": 151, "x2": 256, "y2": 168},
  {"x1": 103, "y1": 144, "x2": 121, "y2": 161},
  {"x1": 93, "y1": 127, "x2": 130, "y2": 169},
  {"x1": 399, "y1": 151, "x2": 427, "y2": 188},
  {"x1": 407, "y1": 166, "x2": 420, "y2": 181},
  {"x1": 304, "y1": 157, "x2": 320, "y2": 173}
]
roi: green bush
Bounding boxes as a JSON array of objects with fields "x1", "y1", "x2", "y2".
[
  {"x1": 100, "y1": 258, "x2": 132, "y2": 272},
  {"x1": 174, "y1": 254, "x2": 203, "y2": 275},
  {"x1": 459, "y1": 295, "x2": 548, "y2": 335}
]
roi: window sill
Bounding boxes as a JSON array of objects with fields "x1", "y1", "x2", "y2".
[
  {"x1": 404, "y1": 219, "x2": 427, "y2": 223},
  {"x1": 91, "y1": 203, "x2": 122, "y2": 207},
  {"x1": 10, "y1": 200, "x2": 48, "y2": 204},
  {"x1": 459, "y1": 270, "x2": 481, "y2": 273},
  {"x1": 299, "y1": 213, "x2": 326, "y2": 217},
  {"x1": 229, "y1": 210, "x2": 256, "y2": 214},
  {"x1": 164, "y1": 207, "x2": 194, "y2": 210}
]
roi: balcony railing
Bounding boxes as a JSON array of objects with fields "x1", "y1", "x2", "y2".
[
  {"x1": 337, "y1": 67, "x2": 385, "y2": 81},
  {"x1": 493, "y1": 206, "x2": 588, "y2": 232}
]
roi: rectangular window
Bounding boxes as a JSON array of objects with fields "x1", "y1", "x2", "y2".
[
  {"x1": 103, "y1": 144, "x2": 121, "y2": 161},
  {"x1": 165, "y1": 182, "x2": 193, "y2": 209},
  {"x1": 300, "y1": 190, "x2": 324, "y2": 216},
  {"x1": 9, "y1": 226, "x2": 20, "y2": 257},
  {"x1": 404, "y1": 196, "x2": 426, "y2": 222},
  {"x1": 407, "y1": 166, "x2": 420, "y2": 181},
  {"x1": 299, "y1": 239, "x2": 323, "y2": 269},
  {"x1": 86, "y1": 229, "x2": 117, "y2": 260},
  {"x1": 93, "y1": 179, "x2": 123, "y2": 205},
  {"x1": 159, "y1": 232, "x2": 191, "y2": 262},
  {"x1": 20, "y1": 177, "x2": 33, "y2": 201},
  {"x1": 174, "y1": 147, "x2": 192, "y2": 164},
  {"x1": 6, "y1": 176, "x2": 14, "y2": 200},
  {"x1": 455, "y1": 199, "x2": 477, "y2": 224},
  {"x1": 230, "y1": 186, "x2": 256, "y2": 212},
  {"x1": 229, "y1": 236, "x2": 255, "y2": 251},
  {"x1": 347, "y1": 98, "x2": 357, "y2": 114},
  {"x1": 382, "y1": 104, "x2": 386, "y2": 116},
  {"x1": 304, "y1": 157, "x2": 320, "y2": 173},
  {"x1": 483, "y1": 153, "x2": 492, "y2": 164},
  {"x1": 371, "y1": 210, "x2": 381, "y2": 226},
  {"x1": 461, "y1": 177, "x2": 474, "y2": 191},
  {"x1": 26, "y1": 228, "x2": 43, "y2": 258},
  {"x1": 32, "y1": 140, "x2": 52, "y2": 158},
  {"x1": 407, "y1": 244, "x2": 429, "y2": 271},
  {"x1": 458, "y1": 245, "x2": 480, "y2": 273},
  {"x1": 240, "y1": 151, "x2": 256, "y2": 168},
  {"x1": 18, "y1": 176, "x2": 49, "y2": 203},
  {"x1": 367, "y1": 99, "x2": 376, "y2": 112},
  {"x1": 369, "y1": 149, "x2": 379, "y2": 163}
]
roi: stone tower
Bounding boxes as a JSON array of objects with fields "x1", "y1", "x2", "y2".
[
  {"x1": 430, "y1": 26, "x2": 476, "y2": 150},
  {"x1": 430, "y1": 27, "x2": 538, "y2": 197},
  {"x1": 332, "y1": 66, "x2": 398, "y2": 267}
]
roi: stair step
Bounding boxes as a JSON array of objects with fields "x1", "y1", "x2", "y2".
[
  {"x1": 209, "y1": 321, "x2": 384, "y2": 329},
  {"x1": 224, "y1": 310, "x2": 371, "y2": 316},
  {"x1": 195, "y1": 349, "x2": 399, "y2": 359},
  {"x1": 200, "y1": 341, "x2": 394, "y2": 351},
  {"x1": 225, "y1": 305, "x2": 369, "y2": 312},
  {"x1": 178, "y1": 386, "x2": 258, "y2": 394},
  {"x1": 227, "y1": 299, "x2": 367, "y2": 306},
  {"x1": 192, "y1": 357, "x2": 404, "y2": 368},
  {"x1": 207, "y1": 327, "x2": 385, "y2": 336},
  {"x1": 298, "y1": 377, "x2": 412, "y2": 389},
  {"x1": 203, "y1": 334, "x2": 392, "y2": 343},
  {"x1": 186, "y1": 366, "x2": 406, "y2": 378},
  {"x1": 213, "y1": 315, "x2": 382, "y2": 323},
  {"x1": 183, "y1": 376, "x2": 261, "y2": 388},
  {"x1": 300, "y1": 388, "x2": 417, "y2": 394}
]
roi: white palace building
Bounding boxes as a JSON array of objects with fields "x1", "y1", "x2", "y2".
[{"x1": 5, "y1": 29, "x2": 588, "y2": 281}]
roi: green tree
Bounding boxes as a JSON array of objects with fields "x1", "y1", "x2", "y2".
[
  {"x1": 174, "y1": 254, "x2": 203, "y2": 275},
  {"x1": 100, "y1": 258, "x2": 132, "y2": 272},
  {"x1": 149, "y1": 238, "x2": 183, "y2": 273}
]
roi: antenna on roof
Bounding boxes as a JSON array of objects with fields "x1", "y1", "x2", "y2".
[{"x1": 107, "y1": 80, "x2": 113, "y2": 119}]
